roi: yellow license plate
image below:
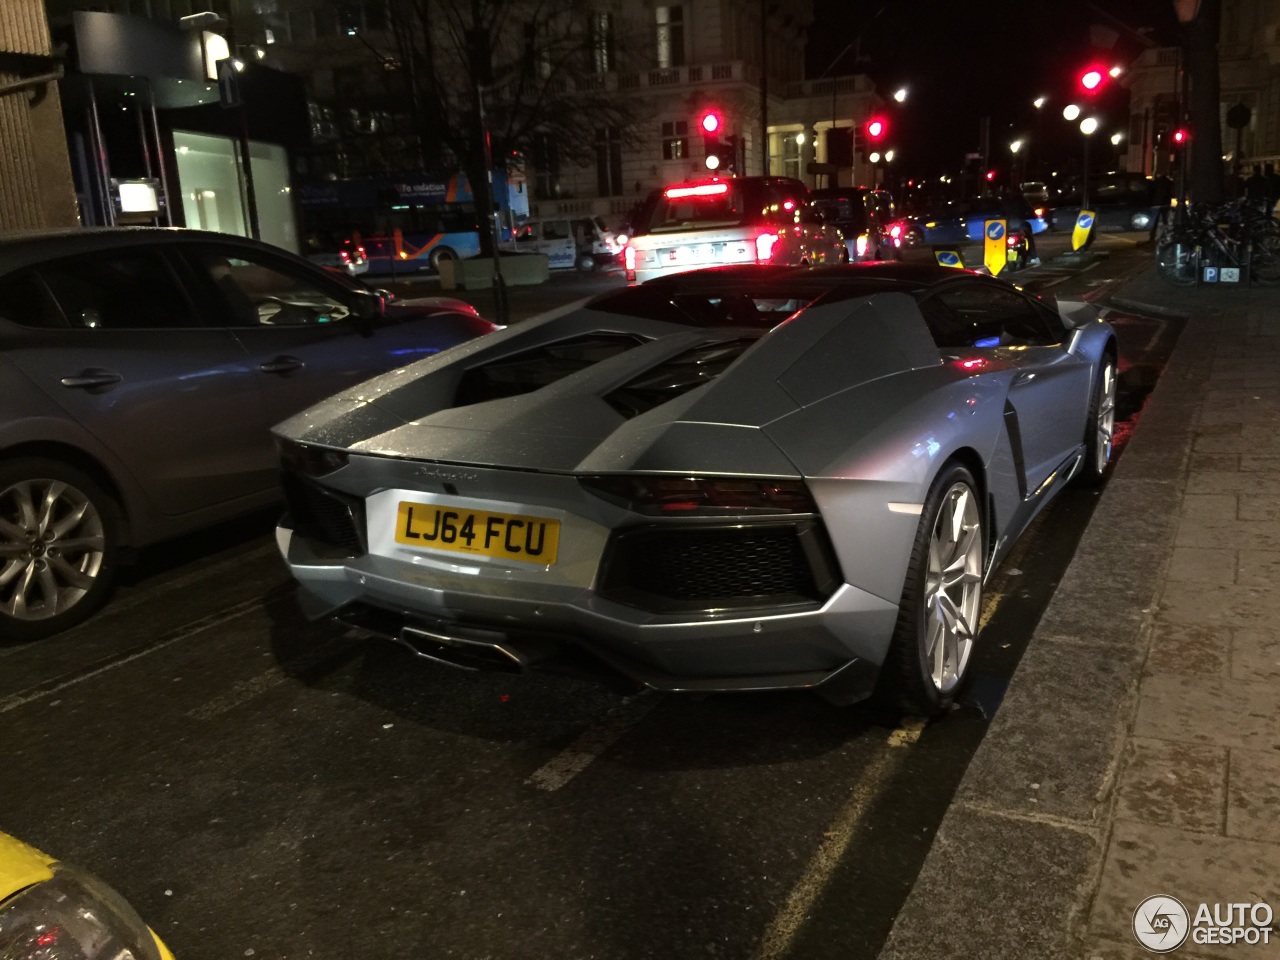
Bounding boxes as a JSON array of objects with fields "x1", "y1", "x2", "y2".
[{"x1": 395, "y1": 501, "x2": 560, "y2": 565}]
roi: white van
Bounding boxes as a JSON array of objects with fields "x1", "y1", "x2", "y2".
[{"x1": 502, "y1": 216, "x2": 621, "y2": 271}]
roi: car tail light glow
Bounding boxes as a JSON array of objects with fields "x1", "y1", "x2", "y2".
[
  {"x1": 624, "y1": 244, "x2": 636, "y2": 271},
  {"x1": 889, "y1": 224, "x2": 903, "y2": 239},
  {"x1": 855, "y1": 234, "x2": 869, "y2": 257},
  {"x1": 1034, "y1": 208, "x2": 1045, "y2": 218},
  {"x1": 1007, "y1": 233, "x2": 1020, "y2": 246},
  {"x1": 339, "y1": 250, "x2": 351, "y2": 262},
  {"x1": 756, "y1": 232, "x2": 779, "y2": 261},
  {"x1": 580, "y1": 475, "x2": 817, "y2": 516},
  {"x1": 665, "y1": 182, "x2": 729, "y2": 199}
]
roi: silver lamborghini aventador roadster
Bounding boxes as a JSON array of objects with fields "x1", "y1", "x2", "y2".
[{"x1": 273, "y1": 263, "x2": 1116, "y2": 714}]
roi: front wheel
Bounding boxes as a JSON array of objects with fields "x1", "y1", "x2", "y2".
[
  {"x1": 0, "y1": 459, "x2": 121, "y2": 642},
  {"x1": 877, "y1": 464, "x2": 984, "y2": 716},
  {"x1": 1155, "y1": 234, "x2": 1198, "y2": 286},
  {"x1": 1077, "y1": 355, "x2": 1117, "y2": 485},
  {"x1": 576, "y1": 254, "x2": 597, "y2": 272}
]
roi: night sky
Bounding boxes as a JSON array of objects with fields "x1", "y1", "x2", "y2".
[{"x1": 807, "y1": 0, "x2": 1183, "y2": 185}]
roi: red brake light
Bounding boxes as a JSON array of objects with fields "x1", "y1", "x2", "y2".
[
  {"x1": 580, "y1": 475, "x2": 816, "y2": 515},
  {"x1": 665, "y1": 182, "x2": 729, "y2": 199},
  {"x1": 1033, "y1": 208, "x2": 1045, "y2": 218},
  {"x1": 889, "y1": 224, "x2": 903, "y2": 239},
  {"x1": 1007, "y1": 233, "x2": 1019, "y2": 246},
  {"x1": 756, "y1": 232, "x2": 779, "y2": 261},
  {"x1": 855, "y1": 234, "x2": 869, "y2": 257},
  {"x1": 623, "y1": 244, "x2": 636, "y2": 271},
  {"x1": 339, "y1": 250, "x2": 350, "y2": 261},
  {"x1": 357, "y1": 245, "x2": 367, "y2": 258}
]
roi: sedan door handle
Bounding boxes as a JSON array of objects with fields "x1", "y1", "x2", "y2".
[
  {"x1": 260, "y1": 356, "x2": 304, "y2": 375},
  {"x1": 60, "y1": 369, "x2": 122, "y2": 390}
]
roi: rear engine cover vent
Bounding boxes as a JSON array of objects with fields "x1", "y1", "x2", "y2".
[
  {"x1": 456, "y1": 333, "x2": 650, "y2": 407},
  {"x1": 605, "y1": 338, "x2": 757, "y2": 418}
]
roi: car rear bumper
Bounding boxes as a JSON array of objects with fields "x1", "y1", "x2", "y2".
[{"x1": 278, "y1": 523, "x2": 899, "y2": 697}]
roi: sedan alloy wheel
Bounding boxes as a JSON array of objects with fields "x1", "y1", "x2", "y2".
[{"x1": 0, "y1": 460, "x2": 118, "y2": 641}]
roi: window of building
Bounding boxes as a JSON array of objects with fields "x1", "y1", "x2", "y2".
[
  {"x1": 534, "y1": 134, "x2": 561, "y2": 200},
  {"x1": 781, "y1": 132, "x2": 801, "y2": 180},
  {"x1": 313, "y1": 6, "x2": 338, "y2": 37},
  {"x1": 655, "y1": 5, "x2": 685, "y2": 68},
  {"x1": 661, "y1": 120, "x2": 688, "y2": 161},
  {"x1": 364, "y1": 0, "x2": 387, "y2": 31},
  {"x1": 596, "y1": 127, "x2": 624, "y2": 197},
  {"x1": 590, "y1": 12, "x2": 614, "y2": 73}
]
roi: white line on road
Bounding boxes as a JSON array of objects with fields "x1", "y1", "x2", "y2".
[
  {"x1": 525, "y1": 694, "x2": 657, "y2": 791},
  {"x1": 186, "y1": 633, "x2": 359, "y2": 721},
  {"x1": 0, "y1": 598, "x2": 262, "y2": 714},
  {"x1": 752, "y1": 721, "x2": 924, "y2": 960}
]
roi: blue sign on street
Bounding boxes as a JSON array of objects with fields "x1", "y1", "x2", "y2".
[
  {"x1": 1203, "y1": 266, "x2": 1219, "y2": 283},
  {"x1": 936, "y1": 250, "x2": 962, "y2": 268},
  {"x1": 986, "y1": 221, "x2": 1005, "y2": 241},
  {"x1": 1076, "y1": 213, "x2": 1095, "y2": 230}
]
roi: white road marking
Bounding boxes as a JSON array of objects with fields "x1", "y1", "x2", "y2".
[
  {"x1": 186, "y1": 633, "x2": 358, "y2": 720},
  {"x1": 525, "y1": 694, "x2": 657, "y2": 791},
  {"x1": 753, "y1": 722, "x2": 923, "y2": 960},
  {"x1": 0, "y1": 599, "x2": 262, "y2": 714}
]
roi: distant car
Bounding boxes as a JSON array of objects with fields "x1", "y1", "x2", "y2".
[
  {"x1": 622, "y1": 177, "x2": 847, "y2": 282},
  {"x1": 893, "y1": 196, "x2": 1047, "y2": 246},
  {"x1": 1050, "y1": 174, "x2": 1155, "y2": 232},
  {"x1": 275, "y1": 262, "x2": 1117, "y2": 716},
  {"x1": 501, "y1": 216, "x2": 621, "y2": 271},
  {"x1": 0, "y1": 830, "x2": 174, "y2": 959},
  {"x1": 811, "y1": 186, "x2": 900, "y2": 261},
  {"x1": 0, "y1": 228, "x2": 498, "y2": 641}
]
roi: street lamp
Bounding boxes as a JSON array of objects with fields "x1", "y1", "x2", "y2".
[
  {"x1": 1033, "y1": 96, "x2": 1047, "y2": 110},
  {"x1": 893, "y1": 87, "x2": 908, "y2": 103},
  {"x1": 1080, "y1": 117, "x2": 1099, "y2": 135},
  {"x1": 1063, "y1": 103, "x2": 1081, "y2": 122},
  {"x1": 1009, "y1": 139, "x2": 1024, "y2": 154}
]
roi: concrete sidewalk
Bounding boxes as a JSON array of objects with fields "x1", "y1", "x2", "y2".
[{"x1": 880, "y1": 269, "x2": 1280, "y2": 959}]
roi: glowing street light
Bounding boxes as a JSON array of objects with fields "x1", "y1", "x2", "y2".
[
  {"x1": 885, "y1": 149, "x2": 895, "y2": 162},
  {"x1": 1080, "y1": 116, "x2": 1099, "y2": 135},
  {"x1": 1063, "y1": 104, "x2": 1081, "y2": 121},
  {"x1": 1110, "y1": 131, "x2": 1124, "y2": 146},
  {"x1": 1033, "y1": 96, "x2": 1047, "y2": 110},
  {"x1": 1009, "y1": 139, "x2": 1024, "y2": 154},
  {"x1": 893, "y1": 87, "x2": 908, "y2": 103},
  {"x1": 869, "y1": 151, "x2": 881, "y2": 164},
  {"x1": 1109, "y1": 65, "x2": 1123, "y2": 78}
]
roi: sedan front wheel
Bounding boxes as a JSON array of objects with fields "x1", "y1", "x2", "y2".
[
  {"x1": 0, "y1": 459, "x2": 121, "y2": 642},
  {"x1": 879, "y1": 463, "x2": 984, "y2": 715}
]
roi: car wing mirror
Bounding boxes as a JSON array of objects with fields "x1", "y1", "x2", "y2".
[
  {"x1": 1056, "y1": 298, "x2": 1099, "y2": 329},
  {"x1": 351, "y1": 290, "x2": 382, "y2": 335}
]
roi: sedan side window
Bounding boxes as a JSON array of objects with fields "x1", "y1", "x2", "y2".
[
  {"x1": 191, "y1": 249, "x2": 352, "y2": 327},
  {"x1": 0, "y1": 273, "x2": 64, "y2": 328},
  {"x1": 926, "y1": 284, "x2": 1059, "y2": 348},
  {"x1": 38, "y1": 251, "x2": 197, "y2": 330}
]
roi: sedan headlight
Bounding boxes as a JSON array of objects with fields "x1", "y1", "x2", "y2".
[{"x1": 0, "y1": 863, "x2": 164, "y2": 960}]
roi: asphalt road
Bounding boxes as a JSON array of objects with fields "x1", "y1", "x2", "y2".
[{"x1": 0, "y1": 233, "x2": 1181, "y2": 960}]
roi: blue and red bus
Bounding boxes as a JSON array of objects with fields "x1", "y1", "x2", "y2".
[{"x1": 300, "y1": 168, "x2": 530, "y2": 276}]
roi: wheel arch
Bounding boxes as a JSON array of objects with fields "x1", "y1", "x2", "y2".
[{"x1": 0, "y1": 441, "x2": 132, "y2": 545}]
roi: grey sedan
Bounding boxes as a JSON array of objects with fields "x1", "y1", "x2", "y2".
[
  {"x1": 275, "y1": 263, "x2": 1116, "y2": 715},
  {"x1": 0, "y1": 228, "x2": 498, "y2": 641}
]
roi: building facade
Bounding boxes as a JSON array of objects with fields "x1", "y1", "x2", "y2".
[{"x1": 1123, "y1": 0, "x2": 1280, "y2": 178}]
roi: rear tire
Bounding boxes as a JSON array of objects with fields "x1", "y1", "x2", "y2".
[
  {"x1": 0, "y1": 458, "x2": 121, "y2": 642},
  {"x1": 1155, "y1": 234, "x2": 1197, "y2": 286},
  {"x1": 1077, "y1": 355, "x2": 1117, "y2": 486},
  {"x1": 877, "y1": 463, "x2": 984, "y2": 716}
]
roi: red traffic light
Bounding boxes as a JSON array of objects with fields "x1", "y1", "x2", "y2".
[
  {"x1": 865, "y1": 117, "x2": 887, "y2": 141},
  {"x1": 1172, "y1": 128, "x2": 1189, "y2": 145},
  {"x1": 1078, "y1": 65, "x2": 1107, "y2": 95},
  {"x1": 700, "y1": 111, "x2": 721, "y2": 134},
  {"x1": 985, "y1": 170, "x2": 996, "y2": 181}
]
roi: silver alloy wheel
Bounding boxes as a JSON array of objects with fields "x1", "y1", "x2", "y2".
[
  {"x1": 1096, "y1": 362, "x2": 1117, "y2": 470},
  {"x1": 0, "y1": 478, "x2": 105, "y2": 621},
  {"x1": 923, "y1": 482, "x2": 983, "y2": 693}
]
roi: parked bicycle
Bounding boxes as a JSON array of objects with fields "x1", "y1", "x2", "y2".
[{"x1": 1155, "y1": 199, "x2": 1280, "y2": 286}]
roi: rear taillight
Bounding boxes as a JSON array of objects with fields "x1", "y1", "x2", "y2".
[
  {"x1": 339, "y1": 250, "x2": 351, "y2": 262},
  {"x1": 889, "y1": 224, "x2": 903, "y2": 239},
  {"x1": 624, "y1": 244, "x2": 636, "y2": 272},
  {"x1": 357, "y1": 245, "x2": 367, "y2": 259},
  {"x1": 1034, "y1": 208, "x2": 1046, "y2": 218},
  {"x1": 756, "y1": 232, "x2": 779, "y2": 262},
  {"x1": 1007, "y1": 233, "x2": 1020, "y2": 247},
  {"x1": 580, "y1": 475, "x2": 816, "y2": 516},
  {"x1": 855, "y1": 234, "x2": 869, "y2": 257}
]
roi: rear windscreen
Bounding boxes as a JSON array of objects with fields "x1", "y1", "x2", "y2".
[{"x1": 636, "y1": 181, "x2": 810, "y2": 236}]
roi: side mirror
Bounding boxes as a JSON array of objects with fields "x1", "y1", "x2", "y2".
[
  {"x1": 1057, "y1": 298, "x2": 1100, "y2": 329},
  {"x1": 351, "y1": 290, "x2": 381, "y2": 335}
]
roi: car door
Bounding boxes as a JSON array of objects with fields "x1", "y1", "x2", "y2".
[
  {"x1": 929, "y1": 282, "x2": 1092, "y2": 492},
  {"x1": 536, "y1": 219, "x2": 576, "y2": 269},
  {"x1": 179, "y1": 243, "x2": 443, "y2": 479},
  {"x1": 0, "y1": 247, "x2": 266, "y2": 516}
]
